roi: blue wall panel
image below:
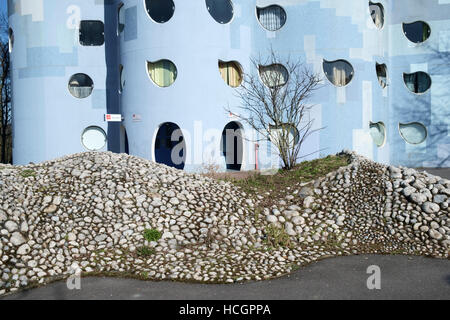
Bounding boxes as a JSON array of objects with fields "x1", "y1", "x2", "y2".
[{"x1": 8, "y1": 0, "x2": 109, "y2": 165}]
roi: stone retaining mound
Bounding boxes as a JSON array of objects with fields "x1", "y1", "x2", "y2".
[{"x1": 0, "y1": 151, "x2": 448, "y2": 295}]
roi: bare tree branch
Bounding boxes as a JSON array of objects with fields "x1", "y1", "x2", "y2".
[{"x1": 226, "y1": 48, "x2": 323, "y2": 170}]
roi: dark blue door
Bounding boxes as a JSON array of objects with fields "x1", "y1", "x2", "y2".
[
  {"x1": 221, "y1": 122, "x2": 243, "y2": 171},
  {"x1": 155, "y1": 122, "x2": 185, "y2": 170}
]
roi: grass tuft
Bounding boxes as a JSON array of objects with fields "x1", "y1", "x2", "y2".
[
  {"x1": 143, "y1": 229, "x2": 162, "y2": 242},
  {"x1": 136, "y1": 246, "x2": 155, "y2": 257},
  {"x1": 264, "y1": 225, "x2": 292, "y2": 249},
  {"x1": 20, "y1": 169, "x2": 36, "y2": 178},
  {"x1": 227, "y1": 155, "x2": 349, "y2": 195}
]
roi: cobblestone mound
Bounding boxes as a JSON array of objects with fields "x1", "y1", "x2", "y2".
[{"x1": 0, "y1": 151, "x2": 448, "y2": 295}]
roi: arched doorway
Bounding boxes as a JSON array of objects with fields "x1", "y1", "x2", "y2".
[
  {"x1": 221, "y1": 122, "x2": 243, "y2": 171},
  {"x1": 154, "y1": 122, "x2": 186, "y2": 170},
  {"x1": 120, "y1": 125, "x2": 129, "y2": 154}
]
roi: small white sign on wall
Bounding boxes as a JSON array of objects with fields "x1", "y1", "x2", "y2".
[
  {"x1": 132, "y1": 114, "x2": 142, "y2": 122},
  {"x1": 104, "y1": 114, "x2": 122, "y2": 122}
]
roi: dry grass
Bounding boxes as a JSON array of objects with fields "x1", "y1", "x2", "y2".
[
  {"x1": 200, "y1": 154, "x2": 350, "y2": 209},
  {"x1": 225, "y1": 154, "x2": 350, "y2": 195}
]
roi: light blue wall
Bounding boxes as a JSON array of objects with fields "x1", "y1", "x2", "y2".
[
  {"x1": 388, "y1": 0, "x2": 450, "y2": 167},
  {"x1": 119, "y1": 0, "x2": 257, "y2": 171},
  {"x1": 9, "y1": 0, "x2": 450, "y2": 169},
  {"x1": 8, "y1": 0, "x2": 110, "y2": 165}
]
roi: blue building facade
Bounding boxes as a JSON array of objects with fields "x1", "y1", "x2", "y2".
[{"x1": 7, "y1": 0, "x2": 450, "y2": 171}]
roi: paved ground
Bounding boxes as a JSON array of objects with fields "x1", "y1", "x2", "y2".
[
  {"x1": 3, "y1": 255, "x2": 449, "y2": 300},
  {"x1": 419, "y1": 168, "x2": 450, "y2": 179}
]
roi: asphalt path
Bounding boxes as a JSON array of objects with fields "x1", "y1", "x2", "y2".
[{"x1": 3, "y1": 255, "x2": 449, "y2": 300}]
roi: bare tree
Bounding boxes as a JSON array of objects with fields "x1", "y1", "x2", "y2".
[
  {"x1": 228, "y1": 49, "x2": 322, "y2": 170},
  {"x1": 0, "y1": 13, "x2": 12, "y2": 164}
]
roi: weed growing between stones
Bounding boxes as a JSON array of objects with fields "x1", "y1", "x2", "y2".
[
  {"x1": 264, "y1": 225, "x2": 292, "y2": 249},
  {"x1": 143, "y1": 229, "x2": 162, "y2": 242},
  {"x1": 137, "y1": 246, "x2": 156, "y2": 257},
  {"x1": 20, "y1": 169, "x2": 36, "y2": 178}
]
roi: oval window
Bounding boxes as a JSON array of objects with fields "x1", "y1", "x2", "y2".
[
  {"x1": 206, "y1": 0, "x2": 234, "y2": 24},
  {"x1": 323, "y1": 59, "x2": 354, "y2": 87},
  {"x1": 219, "y1": 61, "x2": 242, "y2": 87},
  {"x1": 257, "y1": 5, "x2": 287, "y2": 31},
  {"x1": 118, "y1": 3, "x2": 125, "y2": 34},
  {"x1": 403, "y1": 71, "x2": 431, "y2": 94},
  {"x1": 403, "y1": 21, "x2": 431, "y2": 43},
  {"x1": 369, "y1": 2, "x2": 384, "y2": 29},
  {"x1": 399, "y1": 122, "x2": 427, "y2": 145},
  {"x1": 376, "y1": 63, "x2": 388, "y2": 89},
  {"x1": 81, "y1": 126, "x2": 107, "y2": 151},
  {"x1": 147, "y1": 60, "x2": 177, "y2": 87},
  {"x1": 259, "y1": 64, "x2": 289, "y2": 88},
  {"x1": 8, "y1": 28, "x2": 14, "y2": 53},
  {"x1": 68, "y1": 73, "x2": 94, "y2": 99},
  {"x1": 369, "y1": 122, "x2": 386, "y2": 147},
  {"x1": 144, "y1": 0, "x2": 175, "y2": 23},
  {"x1": 119, "y1": 65, "x2": 125, "y2": 93}
]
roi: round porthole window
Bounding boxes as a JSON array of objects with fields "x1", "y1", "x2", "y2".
[
  {"x1": 399, "y1": 122, "x2": 427, "y2": 145},
  {"x1": 206, "y1": 0, "x2": 234, "y2": 24},
  {"x1": 403, "y1": 71, "x2": 432, "y2": 94},
  {"x1": 259, "y1": 64, "x2": 289, "y2": 88},
  {"x1": 147, "y1": 60, "x2": 177, "y2": 87},
  {"x1": 403, "y1": 21, "x2": 431, "y2": 44},
  {"x1": 219, "y1": 60, "x2": 243, "y2": 87},
  {"x1": 376, "y1": 63, "x2": 388, "y2": 89},
  {"x1": 369, "y1": 2, "x2": 384, "y2": 30},
  {"x1": 144, "y1": 0, "x2": 175, "y2": 24},
  {"x1": 369, "y1": 121, "x2": 386, "y2": 147},
  {"x1": 257, "y1": 5, "x2": 287, "y2": 31},
  {"x1": 323, "y1": 59, "x2": 354, "y2": 87},
  {"x1": 81, "y1": 126, "x2": 107, "y2": 151},
  {"x1": 68, "y1": 73, "x2": 94, "y2": 99}
]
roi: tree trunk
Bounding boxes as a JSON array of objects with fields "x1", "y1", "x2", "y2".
[{"x1": 1, "y1": 126, "x2": 6, "y2": 163}]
